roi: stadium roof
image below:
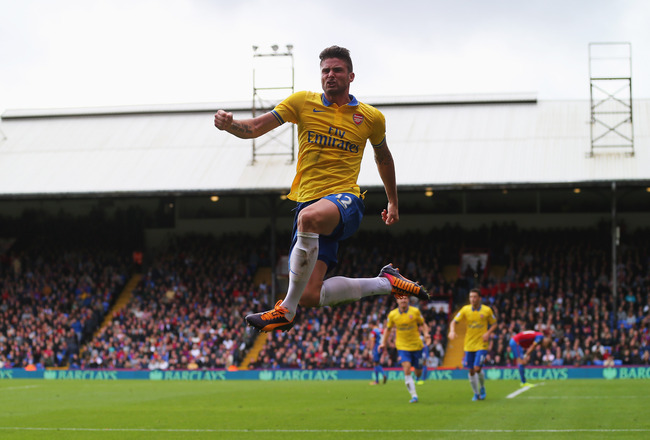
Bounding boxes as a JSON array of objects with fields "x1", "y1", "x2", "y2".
[{"x1": 0, "y1": 94, "x2": 648, "y2": 199}]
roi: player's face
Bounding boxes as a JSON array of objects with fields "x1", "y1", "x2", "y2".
[
  {"x1": 469, "y1": 291, "x2": 481, "y2": 308},
  {"x1": 320, "y1": 57, "x2": 354, "y2": 97},
  {"x1": 397, "y1": 296, "x2": 410, "y2": 311}
]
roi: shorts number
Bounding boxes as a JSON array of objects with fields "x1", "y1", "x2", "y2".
[{"x1": 335, "y1": 194, "x2": 352, "y2": 210}]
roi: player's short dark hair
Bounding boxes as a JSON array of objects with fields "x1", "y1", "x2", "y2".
[
  {"x1": 319, "y1": 46, "x2": 353, "y2": 73},
  {"x1": 470, "y1": 288, "x2": 481, "y2": 296}
]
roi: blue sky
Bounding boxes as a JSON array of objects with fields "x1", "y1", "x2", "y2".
[{"x1": 1, "y1": 0, "x2": 649, "y2": 113}]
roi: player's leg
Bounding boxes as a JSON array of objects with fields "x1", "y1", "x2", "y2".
[
  {"x1": 464, "y1": 351, "x2": 481, "y2": 400},
  {"x1": 245, "y1": 199, "x2": 337, "y2": 332},
  {"x1": 417, "y1": 365, "x2": 427, "y2": 385},
  {"x1": 476, "y1": 350, "x2": 487, "y2": 399},
  {"x1": 373, "y1": 350, "x2": 387, "y2": 384},
  {"x1": 510, "y1": 338, "x2": 527, "y2": 385},
  {"x1": 317, "y1": 261, "x2": 429, "y2": 305},
  {"x1": 518, "y1": 359, "x2": 527, "y2": 384},
  {"x1": 281, "y1": 199, "x2": 340, "y2": 315},
  {"x1": 371, "y1": 360, "x2": 379, "y2": 385},
  {"x1": 417, "y1": 346, "x2": 429, "y2": 384},
  {"x1": 517, "y1": 358, "x2": 534, "y2": 387},
  {"x1": 323, "y1": 194, "x2": 428, "y2": 305},
  {"x1": 399, "y1": 351, "x2": 418, "y2": 403},
  {"x1": 370, "y1": 351, "x2": 381, "y2": 385}
]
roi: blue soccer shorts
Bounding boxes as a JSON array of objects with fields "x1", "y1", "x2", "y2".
[
  {"x1": 397, "y1": 349, "x2": 423, "y2": 369},
  {"x1": 463, "y1": 350, "x2": 488, "y2": 369},
  {"x1": 290, "y1": 193, "x2": 364, "y2": 271}
]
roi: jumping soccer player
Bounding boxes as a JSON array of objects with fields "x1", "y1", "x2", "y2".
[
  {"x1": 381, "y1": 296, "x2": 431, "y2": 403},
  {"x1": 214, "y1": 46, "x2": 429, "y2": 333},
  {"x1": 510, "y1": 330, "x2": 552, "y2": 386},
  {"x1": 448, "y1": 288, "x2": 497, "y2": 401}
]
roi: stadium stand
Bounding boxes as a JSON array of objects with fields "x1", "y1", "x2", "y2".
[
  {"x1": 243, "y1": 225, "x2": 650, "y2": 370},
  {"x1": 0, "y1": 232, "x2": 129, "y2": 369},
  {"x1": 2, "y1": 216, "x2": 649, "y2": 371},
  {"x1": 79, "y1": 233, "x2": 265, "y2": 370}
]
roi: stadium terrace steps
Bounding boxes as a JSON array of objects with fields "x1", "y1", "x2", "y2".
[
  {"x1": 442, "y1": 310, "x2": 466, "y2": 368},
  {"x1": 238, "y1": 266, "x2": 273, "y2": 369},
  {"x1": 238, "y1": 331, "x2": 269, "y2": 370},
  {"x1": 95, "y1": 273, "x2": 143, "y2": 338}
]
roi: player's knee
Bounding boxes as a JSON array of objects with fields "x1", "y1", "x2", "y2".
[{"x1": 297, "y1": 209, "x2": 320, "y2": 231}]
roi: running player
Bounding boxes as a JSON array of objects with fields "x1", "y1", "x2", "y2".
[
  {"x1": 448, "y1": 288, "x2": 497, "y2": 401},
  {"x1": 382, "y1": 296, "x2": 431, "y2": 403}
]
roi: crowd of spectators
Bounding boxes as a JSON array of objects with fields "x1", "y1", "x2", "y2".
[
  {"x1": 0, "y1": 244, "x2": 128, "y2": 370},
  {"x1": 81, "y1": 233, "x2": 266, "y2": 370},
  {"x1": 247, "y1": 225, "x2": 650, "y2": 370},
  {"x1": 2, "y1": 218, "x2": 649, "y2": 371},
  {"x1": 248, "y1": 296, "x2": 449, "y2": 370},
  {"x1": 477, "y1": 226, "x2": 650, "y2": 367}
]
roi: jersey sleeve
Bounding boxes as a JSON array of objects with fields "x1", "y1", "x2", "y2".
[
  {"x1": 386, "y1": 311, "x2": 396, "y2": 329},
  {"x1": 487, "y1": 307, "x2": 496, "y2": 325},
  {"x1": 271, "y1": 91, "x2": 308, "y2": 125},
  {"x1": 415, "y1": 308, "x2": 424, "y2": 326},
  {"x1": 453, "y1": 306, "x2": 465, "y2": 323}
]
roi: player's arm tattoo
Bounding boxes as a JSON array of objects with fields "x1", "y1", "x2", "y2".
[
  {"x1": 374, "y1": 145, "x2": 394, "y2": 166},
  {"x1": 229, "y1": 121, "x2": 254, "y2": 137}
]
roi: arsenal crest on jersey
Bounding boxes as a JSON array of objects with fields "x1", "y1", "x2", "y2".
[{"x1": 353, "y1": 113, "x2": 363, "y2": 125}]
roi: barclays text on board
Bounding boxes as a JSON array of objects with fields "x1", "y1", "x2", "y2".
[{"x1": 1, "y1": 366, "x2": 650, "y2": 381}]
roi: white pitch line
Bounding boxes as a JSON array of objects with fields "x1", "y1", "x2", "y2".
[
  {"x1": 0, "y1": 385, "x2": 40, "y2": 391},
  {"x1": 525, "y1": 395, "x2": 646, "y2": 399},
  {"x1": 1, "y1": 427, "x2": 650, "y2": 433},
  {"x1": 506, "y1": 382, "x2": 545, "y2": 399},
  {"x1": 1, "y1": 427, "x2": 650, "y2": 434}
]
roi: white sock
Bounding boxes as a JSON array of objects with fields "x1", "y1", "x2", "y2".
[
  {"x1": 280, "y1": 232, "x2": 318, "y2": 319},
  {"x1": 318, "y1": 276, "x2": 391, "y2": 307},
  {"x1": 405, "y1": 374, "x2": 417, "y2": 398},
  {"x1": 478, "y1": 370, "x2": 485, "y2": 388},
  {"x1": 469, "y1": 373, "x2": 480, "y2": 394}
]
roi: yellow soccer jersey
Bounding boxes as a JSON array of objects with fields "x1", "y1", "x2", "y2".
[
  {"x1": 386, "y1": 306, "x2": 424, "y2": 352},
  {"x1": 453, "y1": 304, "x2": 496, "y2": 352},
  {"x1": 271, "y1": 91, "x2": 386, "y2": 202}
]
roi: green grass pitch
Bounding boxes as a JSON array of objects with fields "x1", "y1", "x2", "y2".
[{"x1": 1, "y1": 379, "x2": 649, "y2": 439}]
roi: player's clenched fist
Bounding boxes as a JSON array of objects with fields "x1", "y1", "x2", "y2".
[{"x1": 214, "y1": 110, "x2": 233, "y2": 131}]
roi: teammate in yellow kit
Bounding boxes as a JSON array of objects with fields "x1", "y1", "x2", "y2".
[
  {"x1": 448, "y1": 288, "x2": 497, "y2": 401},
  {"x1": 382, "y1": 296, "x2": 430, "y2": 403},
  {"x1": 214, "y1": 46, "x2": 429, "y2": 333}
]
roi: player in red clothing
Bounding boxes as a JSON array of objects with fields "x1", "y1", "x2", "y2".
[{"x1": 510, "y1": 330, "x2": 552, "y2": 387}]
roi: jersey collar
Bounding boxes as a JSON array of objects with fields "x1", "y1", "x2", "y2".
[{"x1": 321, "y1": 94, "x2": 358, "y2": 107}]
